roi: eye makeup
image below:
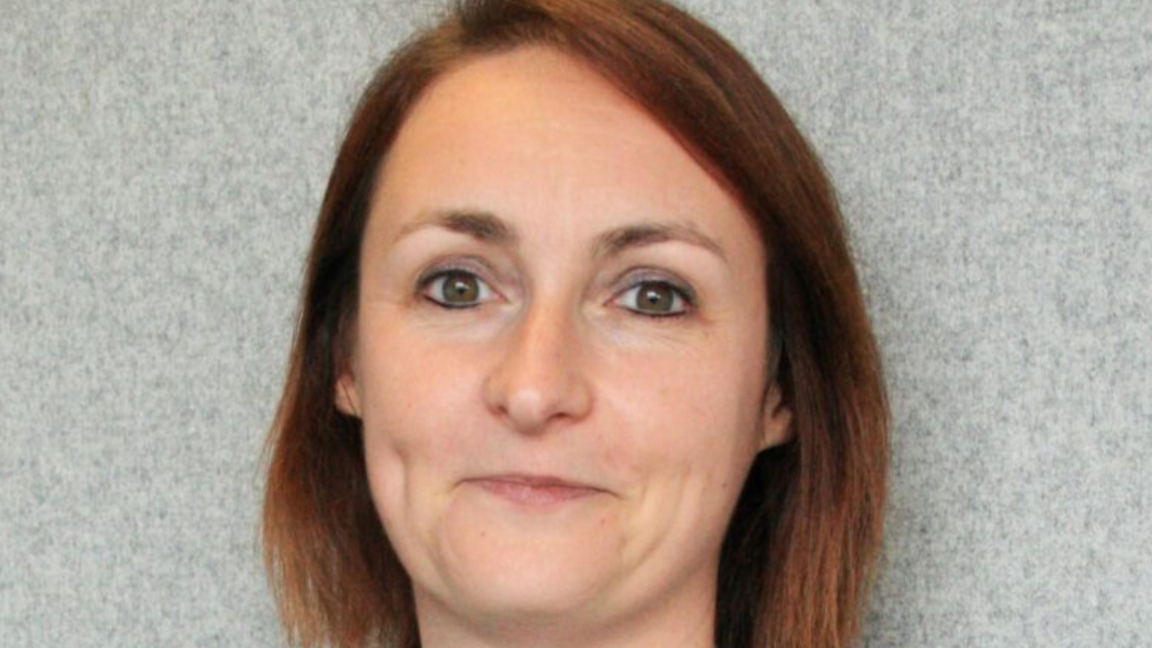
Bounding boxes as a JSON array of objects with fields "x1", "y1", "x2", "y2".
[{"x1": 412, "y1": 256, "x2": 701, "y2": 322}]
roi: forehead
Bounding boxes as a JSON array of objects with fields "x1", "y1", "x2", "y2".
[{"x1": 369, "y1": 45, "x2": 761, "y2": 269}]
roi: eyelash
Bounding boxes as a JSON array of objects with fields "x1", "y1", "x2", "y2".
[{"x1": 415, "y1": 264, "x2": 697, "y2": 321}]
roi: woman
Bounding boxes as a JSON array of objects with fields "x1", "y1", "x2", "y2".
[{"x1": 261, "y1": 1, "x2": 889, "y2": 647}]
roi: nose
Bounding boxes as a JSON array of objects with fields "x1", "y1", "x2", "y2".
[{"x1": 482, "y1": 297, "x2": 594, "y2": 436}]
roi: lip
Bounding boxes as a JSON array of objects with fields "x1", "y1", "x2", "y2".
[{"x1": 465, "y1": 473, "x2": 607, "y2": 507}]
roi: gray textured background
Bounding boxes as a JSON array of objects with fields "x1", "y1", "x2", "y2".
[{"x1": 2, "y1": 1, "x2": 1149, "y2": 646}]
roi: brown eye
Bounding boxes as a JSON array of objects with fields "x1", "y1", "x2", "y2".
[{"x1": 620, "y1": 280, "x2": 693, "y2": 318}]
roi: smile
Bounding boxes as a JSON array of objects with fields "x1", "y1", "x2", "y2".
[{"x1": 464, "y1": 474, "x2": 607, "y2": 507}]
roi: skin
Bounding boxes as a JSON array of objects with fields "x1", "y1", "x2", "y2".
[{"x1": 335, "y1": 45, "x2": 793, "y2": 648}]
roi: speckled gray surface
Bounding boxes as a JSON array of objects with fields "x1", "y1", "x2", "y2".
[{"x1": 1, "y1": 1, "x2": 1149, "y2": 646}]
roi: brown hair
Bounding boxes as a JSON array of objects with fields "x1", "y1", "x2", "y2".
[{"x1": 260, "y1": 1, "x2": 889, "y2": 647}]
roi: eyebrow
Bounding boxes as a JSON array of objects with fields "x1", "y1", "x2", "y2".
[{"x1": 392, "y1": 208, "x2": 728, "y2": 264}]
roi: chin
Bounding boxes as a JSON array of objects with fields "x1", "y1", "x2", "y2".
[
  {"x1": 430, "y1": 491, "x2": 626, "y2": 619},
  {"x1": 457, "y1": 566, "x2": 604, "y2": 620}
]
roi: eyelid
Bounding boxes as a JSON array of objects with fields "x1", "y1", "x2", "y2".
[
  {"x1": 415, "y1": 259, "x2": 698, "y2": 318},
  {"x1": 416, "y1": 261, "x2": 501, "y2": 308},
  {"x1": 616, "y1": 269, "x2": 697, "y2": 305},
  {"x1": 614, "y1": 275, "x2": 695, "y2": 319},
  {"x1": 415, "y1": 256, "x2": 499, "y2": 289}
]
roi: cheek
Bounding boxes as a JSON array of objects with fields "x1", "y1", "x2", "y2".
[
  {"x1": 358, "y1": 317, "x2": 472, "y2": 444},
  {"x1": 603, "y1": 343, "x2": 762, "y2": 488},
  {"x1": 357, "y1": 330, "x2": 477, "y2": 503},
  {"x1": 594, "y1": 352, "x2": 760, "y2": 579}
]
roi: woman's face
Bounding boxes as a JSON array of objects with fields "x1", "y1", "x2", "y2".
[{"x1": 337, "y1": 46, "x2": 792, "y2": 638}]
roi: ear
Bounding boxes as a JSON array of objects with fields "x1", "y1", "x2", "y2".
[
  {"x1": 758, "y1": 380, "x2": 793, "y2": 451},
  {"x1": 334, "y1": 369, "x2": 362, "y2": 419}
]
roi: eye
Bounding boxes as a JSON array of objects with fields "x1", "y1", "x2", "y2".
[
  {"x1": 417, "y1": 266, "x2": 696, "y2": 320},
  {"x1": 418, "y1": 267, "x2": 495, "y2": 309},
  {"x1": 616, "y1": 278, "x2": 695, "y2": 319}
]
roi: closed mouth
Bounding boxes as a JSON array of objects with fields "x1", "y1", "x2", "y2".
[
  {"x1": 469, "y1": 473, "x2": 601, "y2": 490},
  {"x1": 464, "y1": 473, "x2": 609, "y2": 505}
]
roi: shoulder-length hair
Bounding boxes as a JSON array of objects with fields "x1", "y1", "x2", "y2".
[{"x1": 260, "y1": 1, "x2": 889, "y2": 647}]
